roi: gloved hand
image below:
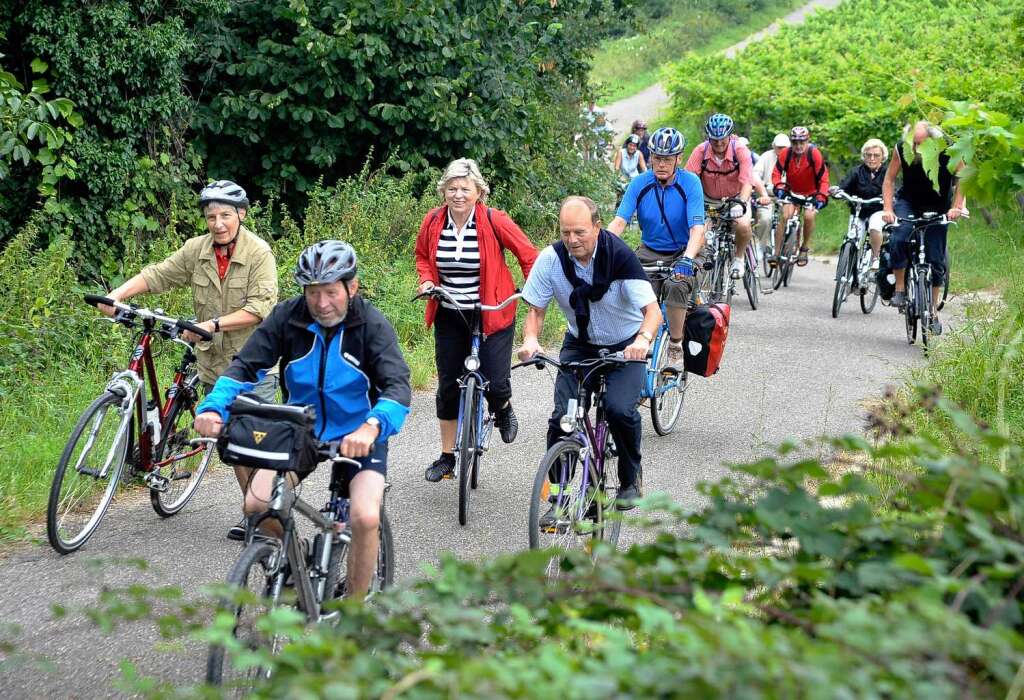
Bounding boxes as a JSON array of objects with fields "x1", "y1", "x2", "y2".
[
  {"x1": 814, "y1": 197, "x2": 827, "y2": 210},
  {"x1": 774, "y1": 188, "x2": 787, "y2": 200},
  {"x1": 671, "y1": 256, "x2": 696, "y2": 280}
]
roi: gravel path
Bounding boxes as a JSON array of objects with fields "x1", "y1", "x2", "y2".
[{"x1": 0, "y1": 256, "x2": 932, "y2": 697}]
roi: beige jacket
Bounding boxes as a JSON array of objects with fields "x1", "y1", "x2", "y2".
[{"x1": 141, "y1": 226, "x2": 277, "y2": 384}]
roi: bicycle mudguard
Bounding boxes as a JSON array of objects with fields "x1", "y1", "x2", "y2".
[{"x1": 683, "y1": 303, "x2": 731, "y2": 377}]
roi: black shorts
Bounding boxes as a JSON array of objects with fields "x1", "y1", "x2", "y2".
[{"x1": 319, "y1": 441, "x2": 388, "y2": 497}]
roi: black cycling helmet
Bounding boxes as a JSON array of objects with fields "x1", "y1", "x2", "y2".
[
  {"x1": 199, "y1": 180, "x2": 249, "y2": 210},
  {"x1": 294, "y1": 240, "x2": 358, "y2": 287}
]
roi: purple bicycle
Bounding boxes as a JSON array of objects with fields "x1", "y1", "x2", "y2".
[{"x1": 514, "y1": 351, "x2": 642, "y2": 577}]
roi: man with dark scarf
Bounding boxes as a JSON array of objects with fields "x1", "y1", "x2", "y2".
[{"x1": 518, "y1": 197, "x2": 662, "y2": 520}]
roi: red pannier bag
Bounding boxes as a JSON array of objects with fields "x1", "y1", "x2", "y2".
[{"x1": 683, "y1": 303, "x2": 730, "y2": 377}]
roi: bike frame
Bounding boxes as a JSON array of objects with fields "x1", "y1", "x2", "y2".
[
  {"x1": 551, "y1": 370, "x2": 611, "y2": 525},
  {"x1": 455, "y1": 309, "x2": 492, "y2": 470}
]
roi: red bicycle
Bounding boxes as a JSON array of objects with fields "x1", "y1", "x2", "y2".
[{"x1": 46, "y1": 294, "x2": 216, "y2": 554}]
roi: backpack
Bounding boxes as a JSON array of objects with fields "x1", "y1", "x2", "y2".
[
  {"x1": 683, "y1": 302, "x2": 730, "y2": 377},
  {"x1": 781, "y1": 145, "x2": 828, "y2": 191},
  {"x1": 698, "y1": 139, "x2": 740, "y2": 177}
]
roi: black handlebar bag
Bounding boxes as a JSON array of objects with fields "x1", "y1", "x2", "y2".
[{"x1": 216, "y1": 394, "x2": 319, "y2": 474}]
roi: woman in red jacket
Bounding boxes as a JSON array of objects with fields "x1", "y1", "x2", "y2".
[{"x1": 415, "y1": 158, "x2": 538, "y2": 482}]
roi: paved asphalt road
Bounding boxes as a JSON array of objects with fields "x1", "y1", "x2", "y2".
[{"x1": 0, "y1": 257, "x2": 927, "y2": 697}]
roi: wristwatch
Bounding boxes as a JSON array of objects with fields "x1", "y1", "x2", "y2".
[
  {"x1": 212, "y1": 317, "x2": 221, "y2": 333},
  {"x1": 637, "y1": 329, "x2": 654, "y2": 343},
  {"x1": 366, "y1": 416, "x2": 382, "y2": 432}
]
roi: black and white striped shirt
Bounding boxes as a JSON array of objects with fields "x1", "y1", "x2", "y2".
[{"x1": 436, "y1": 209, "x2": 481, "y2": 310}]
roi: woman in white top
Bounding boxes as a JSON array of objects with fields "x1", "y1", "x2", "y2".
[{"x1": 613, "y1": 134, "x2": 646, "y2": 181}]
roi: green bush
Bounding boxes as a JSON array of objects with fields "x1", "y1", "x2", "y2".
[{"x1": 84, "y1": 398, "x2": 1024, "y2": 698}]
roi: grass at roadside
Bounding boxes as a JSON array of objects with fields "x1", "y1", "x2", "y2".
[{"x1": 592, "y1": 0, "x2": 804, "y2": 103}]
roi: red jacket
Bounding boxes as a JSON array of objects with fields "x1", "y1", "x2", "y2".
[
  {"x1": 772, "y1": 145, "x2": 830, "y2": 199},
  {"x1": 415, "y1": 202, "x2": 538, "y2": 335}
]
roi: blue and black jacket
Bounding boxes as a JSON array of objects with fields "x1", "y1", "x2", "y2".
[{"x1": 197, "y1": 295, "x2": 411, "y2": 442}]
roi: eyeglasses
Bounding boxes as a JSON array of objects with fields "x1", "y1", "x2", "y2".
[{"x1": 864, "y1": 152, "x2": 883, "y2": 159}]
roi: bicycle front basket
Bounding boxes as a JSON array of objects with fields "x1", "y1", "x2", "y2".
[{"x1": 216, "y1": 395, "x2": 319, "y2": 473}]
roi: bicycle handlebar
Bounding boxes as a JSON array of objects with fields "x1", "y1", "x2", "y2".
[
  {"x1": 708, "y1": 196, "x2": 748, "y2": 219},
  {"x1": 412, "y1": 287, "x2": 522, "y2": 312},
  {"x1": 84, "y1": 294, "x2": 214, "y2": 341},
  {"x1": 830, "y1": 190, "x2": 882, "y2": 206},
  {"x1": 775, "y1": 192, "x2": 818, "y2": 207},
  {"x1": 511, "y1": 350, "x2": 644, "y2": 373},
  {"x1": 189, "y1": 436, "x2": 363, "y2": 469}
]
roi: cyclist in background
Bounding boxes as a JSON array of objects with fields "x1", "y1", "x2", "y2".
[
  {"x1": 830, "y1": 138, "x2": 889, "y2": 270},
  {"x1": 752, "y1": 133, "x2": 789, "y2": 253},
  {"x1": 194, "y1": 241, "x2": 411, "y2": 599},
  {"x1": 685, "y1": 113, "x2": 770, "y2": 280},
  {"x1": 631, "y1": 119, "x2": 651, "y2": 163},
  {"x1": 614, "y1": 134, "x2": 647, "y2": 182},
  {"x1": 517, "y1": 196, "x2": 661, "y2": 519},
  {"x1": 608, "y1": 127, "x2": 705, "y2": 370},
  {"x1": 770, "y1": 126, "x2": 830, "y2": 267},
  {"x1": 99, "y1": 180, "x2": 279, "y2": 541},
  {"x1": 882, "y1": 121, "x2": 967, "y2": 335}
]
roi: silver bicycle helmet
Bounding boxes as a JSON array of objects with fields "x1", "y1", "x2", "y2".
[
  {"x1": 294, "y1": 240, "x2": 358, "y2": 287},
  {"x1": 199, "y1": 180, "x2": 249, "y2": 210}
]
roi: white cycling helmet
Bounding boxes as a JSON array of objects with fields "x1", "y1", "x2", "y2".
[{"x1": 199, "y1": 180, "x2": 249, "y2": 210}]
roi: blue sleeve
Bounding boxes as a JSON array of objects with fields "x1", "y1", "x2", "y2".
[
  {"x1": 615, "y1": 176, "x2": 643, "y2": 221},
  {"x1": 196, "y1": 370, "x2": 268, "y2": 421},
  {"x1": 684, "y1": 174, "x2": 705, "y2": 228},
  {"x1": 367, "y1": 399, "x2": 410, "y2": 442}
]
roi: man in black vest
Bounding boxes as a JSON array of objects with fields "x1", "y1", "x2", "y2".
[{"x1": 882, "y1": 121, "x2": 968, "y2": 335}]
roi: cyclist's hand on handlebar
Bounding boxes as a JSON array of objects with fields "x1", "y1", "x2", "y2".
[
  {"x1": 623, "y1": 336, "x2": 650, "y2": 361},
  {"x1": 947, "y1": 207, "x2": 966, "y2": 221},
  {"x1": 757, "y1": 194, "x2": 771, "y2": 206},
  {"x1": 98, "y1": 297, "x2": 119, "y2": 318},
  {"x1": 882, "y1": 209, "x2": 897, "y2": 225},
  {"x1": 517, "y1": 337, "x2": 542, "y2": 362},
  {"x1": 418, "y1": 280, "x2": 436, "y2": 294},
  {"x1": 340, "y1": 422, "x2": 379, "y2": 458},
  {"x1": 194, "y1": 411, "x2": 223, "y2": 437},
  {"x1": 182, "y1": 320, "x2": 215, "y2": 344}
]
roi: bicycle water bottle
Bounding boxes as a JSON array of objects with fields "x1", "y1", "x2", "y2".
[{"x1": 146, "y1": 400, "x2": 161, "y2": 444}]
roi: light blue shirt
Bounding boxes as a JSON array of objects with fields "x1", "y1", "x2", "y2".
[{"x1": 522, "y1": 244, "x2": 656, "y2": 346}]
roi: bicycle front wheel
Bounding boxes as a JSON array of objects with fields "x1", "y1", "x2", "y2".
[
  {"x1": 151, "y1": 387, "x2": 212, "y2": 517},
  {"x1": 918, "y1": 267, "x2": 932, "y2": 350},
  {"x1": 47, "y1": 391, "x2": 131, "y2": 554},
  {"x1": 528, "y1": 440, "x2": 612, "y2": 578},
  {"x1": 649, "y1": 329, "x2": 685, "y2": 436},
  {"x1": 457, "y1": 377, "x2": 478, "y2": 527},
  {"x1": 832, "y1": 242, "x2": 855, "y2": 318},
  {"x1": 743, "y1": 247, "x2": 759, "y2": 310},
  {"x1": 206, "y1": 541, "x2": 282, "y2": 694},
  {"x1": 905, "y1": 276, "x2": 918, "y2": 345}
]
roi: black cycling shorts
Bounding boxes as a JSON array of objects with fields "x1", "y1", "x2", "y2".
[{"x1": 323, "y1": 441, "x2": 388, "y2": 497}]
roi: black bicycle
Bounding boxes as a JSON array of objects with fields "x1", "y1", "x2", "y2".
[
  {"x1": 204, "y1": 436, "x2": 394, "y2": 693},
  {"x1": 414, "y1": 287, "x2": 521, "y2": 526},
  {"x1": 701, "y1": 197, "x2": 751, "y2": 307},
  {"x1": 830, "y1": 191, "x2": 883, "y2": 317},
  {"x1": 772, "y1": 192, "x2": 816, "y2": 290},
  {"x1": 885, "y1": 212, "x2": 963, "y2": 350},
  {"x1": 514, "y1": 352, "x2": 644, "y2": 578}
]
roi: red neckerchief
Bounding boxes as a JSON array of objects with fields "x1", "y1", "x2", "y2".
[{"x1": 214, "y1": 242, "x2": 235, "y2": 280}]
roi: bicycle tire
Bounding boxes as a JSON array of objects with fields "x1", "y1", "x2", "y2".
[
  {"x1": 457, "y1": 376, "x2": 477, "y2": 526},
  {"x1": 905, "y1": 275, "x2": 918, "y2": 345},
  {"x1": 205, "y1": 540, "x2": 281, "y2": 693},
  {"x1": 762, "y1": 242, "x2": 773, "y2": 278},
  {"x1": 649, "y1": 328, "x2": 685, "y2": 436},
  {"x1": 528, "y1": 440, "x2": 612, "y2": 578},
  {"x1": 471, "y1": 414, "x2": 485, "y2": 491},
  {"x1": 744, "y1": 247, "x2": 758, "y2": 310},
  {"x1": 715, "y1": 254, "x2": 729, "y2": 304},
  {"x1": 938, "y1": 251, "x2": 950, "y2": 312},
  {"x1": 918, "y1": 267, "x2": 932, "y2": 350},
  {"x1": 150, "y1": 386, "x2": 212, "y2": 517},
  {"x1": 832, "y1": 242, "x2": 855, "y2": 318},
  {"x1": 859, "y1": 246, "x2": 879, "y2": 314},
  {"x1": 46, "y1": 391, "x2": 131, "y2": 554}
]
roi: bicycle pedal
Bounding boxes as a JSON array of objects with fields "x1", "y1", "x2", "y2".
[
  {"x1": 441, "y1": 472, "x2": 454, "y2": 480},
  {"x1": 145, "y1": 472, "x2": 170, "y2": 492},
  {"x1": 77, "y1": 467, "x2": 102, "y2": 478}
]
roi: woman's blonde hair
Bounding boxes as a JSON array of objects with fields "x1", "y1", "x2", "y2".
[
  {"x1": 861, "y1": 138, "x2": 889, "y2": 161},
  {"x1": 436, "y1": 158, "x2": 490, "y2": 201}
]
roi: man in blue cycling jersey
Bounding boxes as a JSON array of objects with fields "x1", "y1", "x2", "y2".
[
  {"x1": 608, "y1": 127, "x2": 705, "y2": 369},
  {"x1": 195, "y1": 240, "x2": 411, "y2": 599}
]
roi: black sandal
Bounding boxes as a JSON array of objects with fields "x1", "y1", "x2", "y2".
[{"x1": 797, "y1": 247, "x2": 809, "y2": 267}]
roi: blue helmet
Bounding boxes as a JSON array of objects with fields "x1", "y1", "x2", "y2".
[
  {"x1": 705, "y1": 113, "x2": 734, "y2": 140},
  {"x1": 648, "y1": 127, "x2": 685, "y2": 157}
]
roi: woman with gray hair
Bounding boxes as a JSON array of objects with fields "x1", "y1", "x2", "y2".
[
  {"x1": 830, "y1": 138, "x2": 890, "y2": 269},
  {"x1": 415, "y1": 158, "x2": 538, "y2": 482}
]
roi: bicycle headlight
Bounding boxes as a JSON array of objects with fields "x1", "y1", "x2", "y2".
[
  {"x1": 464, "y1": 355, "x2": 481, "y2": 372},
  {"x1": 559, "y1": 414, "x2": 575, "y2": 433}
]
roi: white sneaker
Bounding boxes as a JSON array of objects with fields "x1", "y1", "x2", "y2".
[
  {"x1": 869, "y1": 258, "x2": 880, "y2": 272},
  {"x1": 730, "y1": 257, "x2": 745, "y2": 280},
  {"x1": 667, "y1": 341, "x2": 685, "y2": 371}
]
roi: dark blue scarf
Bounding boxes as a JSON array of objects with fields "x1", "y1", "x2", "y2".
[{"x1": 553, "y1": 229, "x2": 648, "y2": 344}]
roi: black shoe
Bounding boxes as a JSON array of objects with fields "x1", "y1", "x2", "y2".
[
  {"x1": 227, "y1": 517, "x2": 245, "y2": 541},
  {"x1": 616, "y1": 483, "x2": 641, "y2": 511},
  {"x1": 425, "y1": 454, "x2": 455, "y2": 482},
  {"x1": 493, "y1": 403, "x2": 519, "y2": 444},
  {"x1": 538, "y1": 504, "x2": 559, "y2": 531}
]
